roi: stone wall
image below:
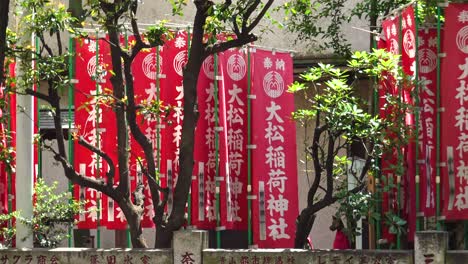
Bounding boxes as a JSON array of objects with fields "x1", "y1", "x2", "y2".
[
  {"x1": 0, "y1": 231, "x2": 457, "y2": 263},
  {"x1": 0, "y1": 248, "x2": 171, "y2": 264}
]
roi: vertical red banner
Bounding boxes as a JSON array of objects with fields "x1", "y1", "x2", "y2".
[
  {"x1": 217, "y1": 49, "x2": 248, "y2": 230},
  {"x1": 418, "y1": 28, "x2": 438, "y2": 217},
  {"x1": 401, "y1": 5, "x2": 417, "y2": 241},
  {"x1": 8, "y1": 62, "x2": 15, "y2": 215},
  {"x1": 441, "y1": 3, "x2": 468, "y2": 219},
  {"x1": 128, "y1": 35, "x2": 163, "y2": 228},
  {"x1": 160, "y1": 30, "x2": 187, "y2": 214},
  {"x1": 0, "y1": 74, "x2": 8, "y2": 215},
  {"x1": 380, "y1": 18, "x2": 400, "y2": 244},
  {"x1": 251, "y1": 48, "x2": 298, "y2": 248},
  {"x1": 74, "y1": 37, "x2": 116, "y2": 229},
  {"x1": 191, "y1": 54, "x2": 217, "y2": 229}
]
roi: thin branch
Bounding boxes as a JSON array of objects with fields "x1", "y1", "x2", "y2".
[
  {"x1": 246, "y1": 0, "x2": 274, "y2": 32},
  {"x1": 78, "y1": 136, "x2": 116, "y2": 185},
  {"x1": 205, "y1": 34, "x2": 257, "y2": 55},
  {"x1": 24, "y1": 88, "x2": 52, "y2": 104}
]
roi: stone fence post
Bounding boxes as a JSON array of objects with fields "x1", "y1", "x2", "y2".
[
  {"x1": 415, "y1": 231, "x2": 448, "y2": 264},
  {"x1": 173, "y1": 230, "x2": 208, "y2": 264}
]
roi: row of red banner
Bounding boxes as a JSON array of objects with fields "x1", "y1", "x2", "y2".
[
  {"x1": 72, "y1": 34, "x2": 298, "y2": 247},
  {"x1": 378, "y1": 3, "x2": 468, "y2": 244}
]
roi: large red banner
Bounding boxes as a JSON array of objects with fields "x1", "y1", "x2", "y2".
[
  {"x1": 218, "y1": 49, "x2": 249, "y2": 230},
  {"x1": 74, "y1": 37, "x2": 116, "y2": 229},
  {"x1": 128, "y1": 36, "x2": 163, "y2": 228},
  {"x1": 380, "y1": 18, "x2": 400, "y2": 244},
  {"x1": 160, "y1": 30, "x2": 187, "y2": 215},
  {"x1": 401, "y1": 5, "x2": 417, "y2": 241},
  {"x1": 441, "y1": 3, "x2": 468, "y2": 219},
  {"x1": 251, "y1": 48, "x2": 298, "y2": 248},
  {"x1": 191, "y1": 55, "x2": 217, "y2": 229},
  {"x1": 418, "y1": 28, "x2": 438, "y2": 217}
]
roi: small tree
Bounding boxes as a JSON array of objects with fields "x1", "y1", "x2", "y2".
[
  {"x1": 0, "y1": 179, "x2": 84, "y2": 248},
  {"x1": 8, "y1": 0, "x2": 276, "y2": 248},
  {"x1": 290, "y1": 49, "x2": 410, "y2": 248}
]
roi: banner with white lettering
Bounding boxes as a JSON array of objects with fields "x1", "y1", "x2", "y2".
[
  {"x1": 251, "y1": 48, "x2": 298, "y2": 248},
  {"x1": 128, "y1": 35, "x2": 163, "y2": 228},
  {"x1": 160, "y1": 30, "x2": 187, "y2": 215},
  {"x1": 218, "y1": 49, "x2": 248, "y2": 230},
  {"x1": 380, "y1": 18, "x2": 400, "y2": 244},
  {"x1": 418, "y1": 28, "x2": 438, "y2": 217},
  {"x1": 74, "y1": 37, "x2": 115, "y2": 229},
  {"x1": 191, "y1": 54, "x2": 218, "y2": 229},
  {"x1": 401, "y1": 5, "x2": 417, "y2": 241},
  {"x1": 441, "y1": 3, "x2": 468, "y2": 219}
]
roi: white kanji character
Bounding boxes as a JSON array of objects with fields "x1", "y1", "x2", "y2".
[
  {"x1": 428, "y1": 37, "x2": 437, "y2": 48},
  {"x1": 228, "y1": 84, "x2": 245, "y2": 106},
  {"x1": 87, "y1": 39, "x2": 96, "y2": 53},
  {"x1": 457, "y1": 133, "x2": 468, "y2": 157},
  {"x1": 267, "y1": 194, "x2": 289, "y2": 217},
  {"x1": 455, "y1": 108, "x2": 468, "y2": 132},
  {"x1": 454, "y1": 186, "x2": 468, "y2": 211},
  {"x1": 175, "y1": 36, "x2": 186, "y2": 49},
  {"x1": 265, "y1": 145, "x2": 285, "y2": 169},
  {"x1": 172, "y1": 124, "x2": 182, "y2": 147},
  {"x1": 457, "y1": 160, "x2": 468, "y2": 184},
  {"x1": 145, "y1": 83, "x2": 157, "y2": 102},
  {"x1": 268, "y1": 217, "x2": 290, "y2": 240},
  {"x1": 264, "y1": 57, "x2": 273, "y2": 69},
  {"x1": 116, "y1": 206, "x2": 126, "y2": 222},
  {"x1": 459, "y1": 10, "x2": 468, "y2": 23},
  {"x1": 459, "y1": 58, "x2": 468, "y2": 79},
  {"x1": 265, "y1": 122, "x2": 285, "y2": 144},
  {"x1": 267, "y1": 169, "x2": 287, "y2": 193},
  {"x1": 391, "y1": 23, "x2": 397, "y2": 36},
  {"x1": 227, "y1": 104, "x2": 244, "y2": 126},
  {"x1": 276, "y1": 59, "x2": 285, "y2": 71},
  {"x1": 456, "y1": 80, "x2": 468, "y2": 105},
  {"x1": 406, "y1": 14, "x2": 412, "y2": 27},
  {"x1": 266, "y1": 101, "x2": 284, "y2": 123},
  {"x1": 229, "y1": 152, "x2": 244, "y2": 177},
  {"x1": 227, "y1": 128, "x2": 244, "y2": 152}
]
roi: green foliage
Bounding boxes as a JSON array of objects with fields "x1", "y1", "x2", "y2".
[
  {"x1": 280, "y1": 0, "x2": 439, "y2": 56},
  {"x1": 0, "y1": 180, "x2": 85, "y2": 248},
  {"x1": 291, "y1": 49, "x2": 411, "y2": 241},
  {"x1": 0, "y1": 212, "x2": 19, "y2": 248},
  {"x1": 22, "y1": 179, "x2": 85, "y2": 248}
]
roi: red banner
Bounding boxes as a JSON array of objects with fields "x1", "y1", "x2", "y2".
[
  {"x1": 441, "y1": 3, "x2": 468, "y2": 219},
  {"x1": 401, "y1": 5, "x2": 417, "y2": 241},
  {"x1": 160, "y1": 30, "x2": 187, "y2": 215},
  {"x1": 74, "y1": 37, "x2": 116, "y2": 229},
  {"x1": 380, "y1": 18, "x2": 400, "y2": 244},
  {"x1": 128, "y1": 36, "x2": 163, "y2": 228},
  {"x1": 251, "y1": 48, "x2": 298, "y2": 248},
  {"x1": 191, "y1": 54, "x2": 217, "y2": 229},
  {"x1": 8, "y1": 62, "x2": 15, "y2": 216},
  {"x1": 218, "y1": 49, "x2": 249, "y2": 230},
  {"x1": 418, "y1": 28, "x2": 438, "y2": 217}
]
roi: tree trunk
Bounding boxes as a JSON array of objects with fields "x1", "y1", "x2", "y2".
[
  {"x1": 155, "y1": 225, "x2": 173, "y2": 248},
  {"x1": 0, "y1": 0, "x2": 10, "y2": 84},
  {"x1": 294, "y1": 208, "x2": 316, "y2": 248},
  {"x1": 120, "y1": 200, "x2": 148, "y2": 248}
]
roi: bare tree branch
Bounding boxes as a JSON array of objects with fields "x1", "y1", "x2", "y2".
[{"x1": 78, "y1": 136, "x2": 116, "y2": 185}]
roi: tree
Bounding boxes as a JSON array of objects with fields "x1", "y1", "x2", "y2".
[
  {"x1": 290, "y1": 50, "x2": 410, "y2": 248},
  {"x1": 7, "y1": 0, "x2": 275, "y2": 248},
  {"x1": 279, "y1": 0, "x2": 415, "y2": 57}
]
